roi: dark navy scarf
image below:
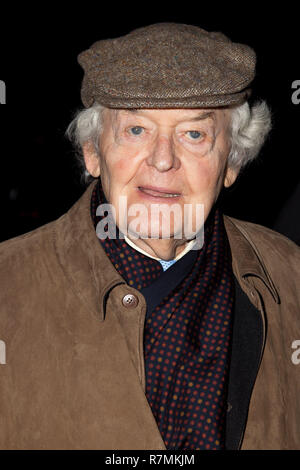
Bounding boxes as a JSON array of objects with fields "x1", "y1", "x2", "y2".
[{"x1": 91, "y1": 178, "x2": 235, "y2": 450}]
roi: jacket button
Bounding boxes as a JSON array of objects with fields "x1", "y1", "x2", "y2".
[{"x1": 122, "y1": 293, "x2": 139, "y2": 308}]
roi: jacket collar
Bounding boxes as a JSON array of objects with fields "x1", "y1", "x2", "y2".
[
  {"x1": 224, "y1": 216, "x2": 280, "y2": 304},
  {"x1": 53, "y1": 180, "x2": 279, "y2": 322},
  {"x1": 53, "y1": 180, "x2": 126, "y2": 322}
]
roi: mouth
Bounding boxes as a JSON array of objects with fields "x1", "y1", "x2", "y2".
[{"x1": 138, "y1": 186, "x2": 182, "y2": 198}]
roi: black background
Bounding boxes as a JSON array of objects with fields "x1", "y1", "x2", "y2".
[{"x1": 0, "y1": 4, "x2": 299, "y2": 242}]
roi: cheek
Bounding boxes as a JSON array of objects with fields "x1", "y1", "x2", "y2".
[
  {"x1": 187, "y1": 152, "x2": 227, "y2": 206},
  {"x1": 108, "y1": 143, "x2": 149, "y2": 181},
  {"x1": 190, "y1": 161, "x2": 219, "y2": 193},
  {"x1": 113, "y1": 158, "x2": 129, "y2": 175},
  {"x1": 101, "y1": 144, "x2": 130, "y2": 178},
  {"x1": 101, "y1": 145, "x2": 144, "y2": 202}
]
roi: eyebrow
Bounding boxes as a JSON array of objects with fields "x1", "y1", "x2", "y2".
[
  {"x1": 127, "y1": 109, "x2": 215, "y2": 122},
  {"x1": 188, "y1": 111, "x2": 215, "y2": 122}
]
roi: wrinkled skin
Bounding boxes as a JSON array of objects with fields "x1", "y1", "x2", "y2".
[{"x1": 83, "y1": 107, "x2": 238, "y2": 260}]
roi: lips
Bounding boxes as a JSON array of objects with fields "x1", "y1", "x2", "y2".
[{"x1": 138, "y1": 186, "x2": 181, "y2": 198}]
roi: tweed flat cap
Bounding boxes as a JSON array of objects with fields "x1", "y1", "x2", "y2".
[{"x1": 78, "y1": 23, "x2": 256, "y2": 109}]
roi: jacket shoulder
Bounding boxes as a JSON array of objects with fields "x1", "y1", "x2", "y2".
[
  {"x1": 0, "y1": 219, "x2": 65, "y2": 329},
  {"x1": 0, "y1": 218, "x2": 65, "y2": 302},
  {"x1": 225, "y1": 215, "x2": 300, "y2": 252},
  {"x1": 0, "y1": 219, "x2": 58, "y2": 264},
  {"x1": 225, "y1": 215, "x2": 300, "y2": 280}
]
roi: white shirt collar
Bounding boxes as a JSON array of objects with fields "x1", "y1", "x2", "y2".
[{"x1": 124, "y1": 235, "x2": 198, "y2": 262}]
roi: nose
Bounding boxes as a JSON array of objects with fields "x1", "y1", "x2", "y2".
[{"x1": 146, "y1": 135, "x2": 180, "y2": 172}]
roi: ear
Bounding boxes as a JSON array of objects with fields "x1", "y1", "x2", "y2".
[
  {"x1": 82, "y1": 142, "x2": 100, "y2": 177},
  {"x1": 224, "y1": 165, "x2": 239, "y2": 188}
]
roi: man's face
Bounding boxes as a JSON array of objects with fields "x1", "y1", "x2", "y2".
[{"x1": 84, "y1": 107, "x2": 237, "y2": 240}]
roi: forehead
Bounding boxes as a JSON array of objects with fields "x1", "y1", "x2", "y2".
[{"x1": 106, "y1": 107, "x2": 229, "y2": 125}]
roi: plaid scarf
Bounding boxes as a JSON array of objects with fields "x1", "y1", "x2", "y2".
[{"x1": 91, "y1": 178, "x2": 235, "y2": 450}]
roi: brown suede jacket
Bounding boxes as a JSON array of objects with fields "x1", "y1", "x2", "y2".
[{"x1": 0, "y1": 180, "x2": 299, "y2": 450}]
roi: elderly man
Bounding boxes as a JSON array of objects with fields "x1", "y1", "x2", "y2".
[{"x1": 0, "y1": 23, "x2": 299, "y2": 451}]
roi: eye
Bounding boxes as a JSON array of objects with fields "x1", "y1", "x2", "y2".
[
  {"x1": 128, "y1": 126, "x2": 144, "y2": 136},
  {"x1": 186, "y1": 130, "x2": 203, "y2": 140}
]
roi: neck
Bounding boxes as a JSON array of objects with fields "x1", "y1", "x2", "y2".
[{"x1": 126, "y1": 236, "x2": 189, "y2": 260}]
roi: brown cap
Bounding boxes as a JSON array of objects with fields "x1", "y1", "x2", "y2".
[{"x1": 78, "y1": 23, "x2": 256, "y2": 109}]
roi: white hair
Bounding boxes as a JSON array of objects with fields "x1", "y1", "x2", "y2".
[
  {"x1": 228, "y1": 100, "x2": 272, "y2": 170},
  {"x1": 65, "y1": 100, "x2": 272, "y2": 184}
]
